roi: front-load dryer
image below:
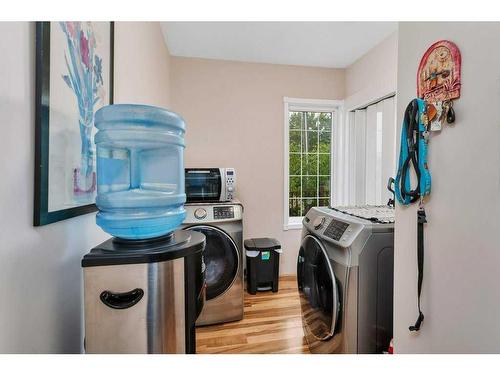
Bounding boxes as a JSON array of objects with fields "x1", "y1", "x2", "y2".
[
  {"x1": 297, "y1": 206, "x2": 394, "y2": 354},
  {"x1": 182, "y1": 201, "x2": 244, "y2": 326}
]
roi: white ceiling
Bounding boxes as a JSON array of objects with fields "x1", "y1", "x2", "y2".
[{"x1": 161, "y1": 22, "x2": 397, "y2": 68}]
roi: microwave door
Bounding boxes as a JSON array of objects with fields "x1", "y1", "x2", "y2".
[{"x1": 185, "y1": 169, "x2": 222, "y2": 202}]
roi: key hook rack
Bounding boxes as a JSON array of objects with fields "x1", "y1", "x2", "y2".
[{"x1": 417, "y1": 40, "x2": 461, "y2": 129}]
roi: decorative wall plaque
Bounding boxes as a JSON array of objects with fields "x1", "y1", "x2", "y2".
[{"x1": 417, "y1": 40, "x2": 461, "y2": 102}]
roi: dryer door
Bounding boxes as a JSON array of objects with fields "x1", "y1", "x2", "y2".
[
  {"x1": 297, "y1": 235, "x2": 340, "y2": 341},
  {"x1": 187, "y1": 225, "x2": 239, "y2": 300}
]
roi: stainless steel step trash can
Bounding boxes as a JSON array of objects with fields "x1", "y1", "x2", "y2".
[{"x1": 82, "y1": 230, "x2": 205, "y2": 354}]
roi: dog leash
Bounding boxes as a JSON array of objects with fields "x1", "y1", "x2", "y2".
[
  {"x1": 395, "y1": 98, "x2": 431, "y2": 332},
  {"x1": 395, "y1": 99, "x2": 431, "y2": 204}
]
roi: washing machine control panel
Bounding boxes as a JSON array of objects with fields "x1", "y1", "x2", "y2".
[
  {"x1": 183, "y1": 203, "x2": 243, "y2": 223},
  {"x1": 213, "y1": 206, "x2": 234, "y2": 219},
  {"x1": 324, "y1": 219, "x2": 349, "y2": 241}
]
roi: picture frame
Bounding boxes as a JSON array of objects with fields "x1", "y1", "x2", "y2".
[{"x1": 34, "y1": 22, "x2": 114, "y2": 226}]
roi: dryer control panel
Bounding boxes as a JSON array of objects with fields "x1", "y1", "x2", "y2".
[
  {"x1": 303, "y1": 207, "x2": 365, "y2": 248},
  {"x1": 324, "y1": 219, "x2": 349, "y2": 241}
]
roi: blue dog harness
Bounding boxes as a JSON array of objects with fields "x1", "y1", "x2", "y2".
[{"x1": 395, "y1": 98, "x2": 431, "y2": 332}]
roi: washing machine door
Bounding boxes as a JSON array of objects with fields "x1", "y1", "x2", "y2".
[
  {"x1": 297, "y1": 235, "x2": 340, "y2": 341},
  {"x1": 186, "y1": 225, "x2": 239, "y2": 300}
]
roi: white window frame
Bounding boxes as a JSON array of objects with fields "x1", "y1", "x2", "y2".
[{"x1": 283, "y1": 97, "x2": 344, "y2": 230}]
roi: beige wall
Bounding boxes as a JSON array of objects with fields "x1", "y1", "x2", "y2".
[
  {"x1": 340, "y1": 32, "x2": 399, "y2": 206},
  {"x1": 114, "y1": 22, "x2": 172, "y2": 107},
  {"x1": 395, "y1": 22, "x2": 500, "y2": 353},
  {"x1": 0, "y1": 22, "x2": 172, "y2": 353},
  {"x1": 170, "y1": 57, "x2": 345, "y2": 274},
  {"x1": 345, "y1": 32, "x2": 398, "y2": 110}
]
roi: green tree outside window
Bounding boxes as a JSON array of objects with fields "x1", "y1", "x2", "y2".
[{"x1": 288, "y1": 110, "x2": 333, "y2": 217}]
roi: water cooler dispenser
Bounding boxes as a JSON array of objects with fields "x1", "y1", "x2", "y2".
[{"x1": 82, "y1": 104, "x2": 205, "y2": 354}]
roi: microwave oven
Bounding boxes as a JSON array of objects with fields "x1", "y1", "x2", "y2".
[{"x1": 185, "y1": 168, "x2": 236, "y2": 203}]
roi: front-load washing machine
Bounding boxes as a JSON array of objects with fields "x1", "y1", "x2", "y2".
[
  {"x1": 182, "y1": 201, "x2": 244, "y2": 326},
  {"x1": 297, "y1": 206, "x2": 394, "y2": 354}
]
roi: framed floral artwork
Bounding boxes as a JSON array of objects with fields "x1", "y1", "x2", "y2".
[{"x1": 34, "y1": 22, "x2": 114, "y2": 226}]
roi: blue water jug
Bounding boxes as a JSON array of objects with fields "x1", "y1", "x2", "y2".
[{"x1": 94, "y1": 104, "x2": 186, "y2": 240}]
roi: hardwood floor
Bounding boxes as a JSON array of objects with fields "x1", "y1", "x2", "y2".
[{"x1": 196, "y1": 275, "x2": 310, "y2": 354}]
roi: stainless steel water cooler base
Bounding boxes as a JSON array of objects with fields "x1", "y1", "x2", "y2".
[
  {"x1": 84, "y1": 260, "x2": 185, "y2": 353},
  {"x1": 82, "y1": 230, "x2": 205, "y2": 354}
]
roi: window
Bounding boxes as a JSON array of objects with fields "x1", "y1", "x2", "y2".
[{"x1": 284, "y1": 98, "x2": 342, "y2": 230}]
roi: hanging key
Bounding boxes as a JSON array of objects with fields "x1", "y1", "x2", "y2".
[{"x1": 446, "y1": 100, "x2": 456, "y2": 124}]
